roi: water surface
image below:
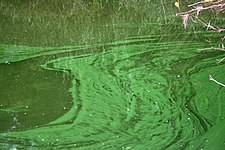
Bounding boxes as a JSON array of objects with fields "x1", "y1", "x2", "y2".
[{"x1": 0, "y1": 1, "x2": 225, "y2": 150}]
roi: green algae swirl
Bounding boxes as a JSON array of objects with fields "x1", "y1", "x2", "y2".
[{"x1": 0, "y1": 35, "x2": 225, "y2": 150}]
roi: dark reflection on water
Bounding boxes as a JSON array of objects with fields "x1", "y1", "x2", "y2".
[
  {"x1": 0, "y1": 58, "x2": 73, "y2": 132},
  {"x1": 0, "y1": 0, "x2": 179, "y2": 47}
]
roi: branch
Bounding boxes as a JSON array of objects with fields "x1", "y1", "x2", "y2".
[
  {"x1": 176, "y1": 2, "x2": 225, "y2": 16},
  {"x1": 209, "y1": 75, "x2": 225, "y2": 87}
]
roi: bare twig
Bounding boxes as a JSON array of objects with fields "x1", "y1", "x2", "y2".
[
  {"x1": 176, "y1": 2, "x2": 225, "y2": 16},
  {"x1": 176, "y1": 0, "x2": 225, "y2": 64},
  {"x1": 176, "y1": 0, "x2": 225, "y2": 32},
  {"x1": 217, "y1": 57, "x2": 225, "y2": 63},
  {"x1": 209, "y1": 75, "x2": 225, "y2": 87}
]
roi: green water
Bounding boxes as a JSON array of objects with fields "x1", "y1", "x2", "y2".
[
  {"x1": 1, "y1": 1, "x2": 225, "y2": 150},
  {"x1": 1, "y1": 34, "x2": 225, "y2": 149}
]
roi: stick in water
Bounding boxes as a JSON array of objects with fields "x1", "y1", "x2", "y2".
[{"x1": 209, "y1": 75, "x2": 225, "y2": 87}]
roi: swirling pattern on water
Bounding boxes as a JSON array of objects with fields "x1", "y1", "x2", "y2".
[{"x1": 0, "y1": 35, "x2": 225, "y2": 150}]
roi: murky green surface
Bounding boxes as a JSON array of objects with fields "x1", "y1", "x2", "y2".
[{"x1": 0, "y1": 1, "x2": 225, "y2": 150}]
